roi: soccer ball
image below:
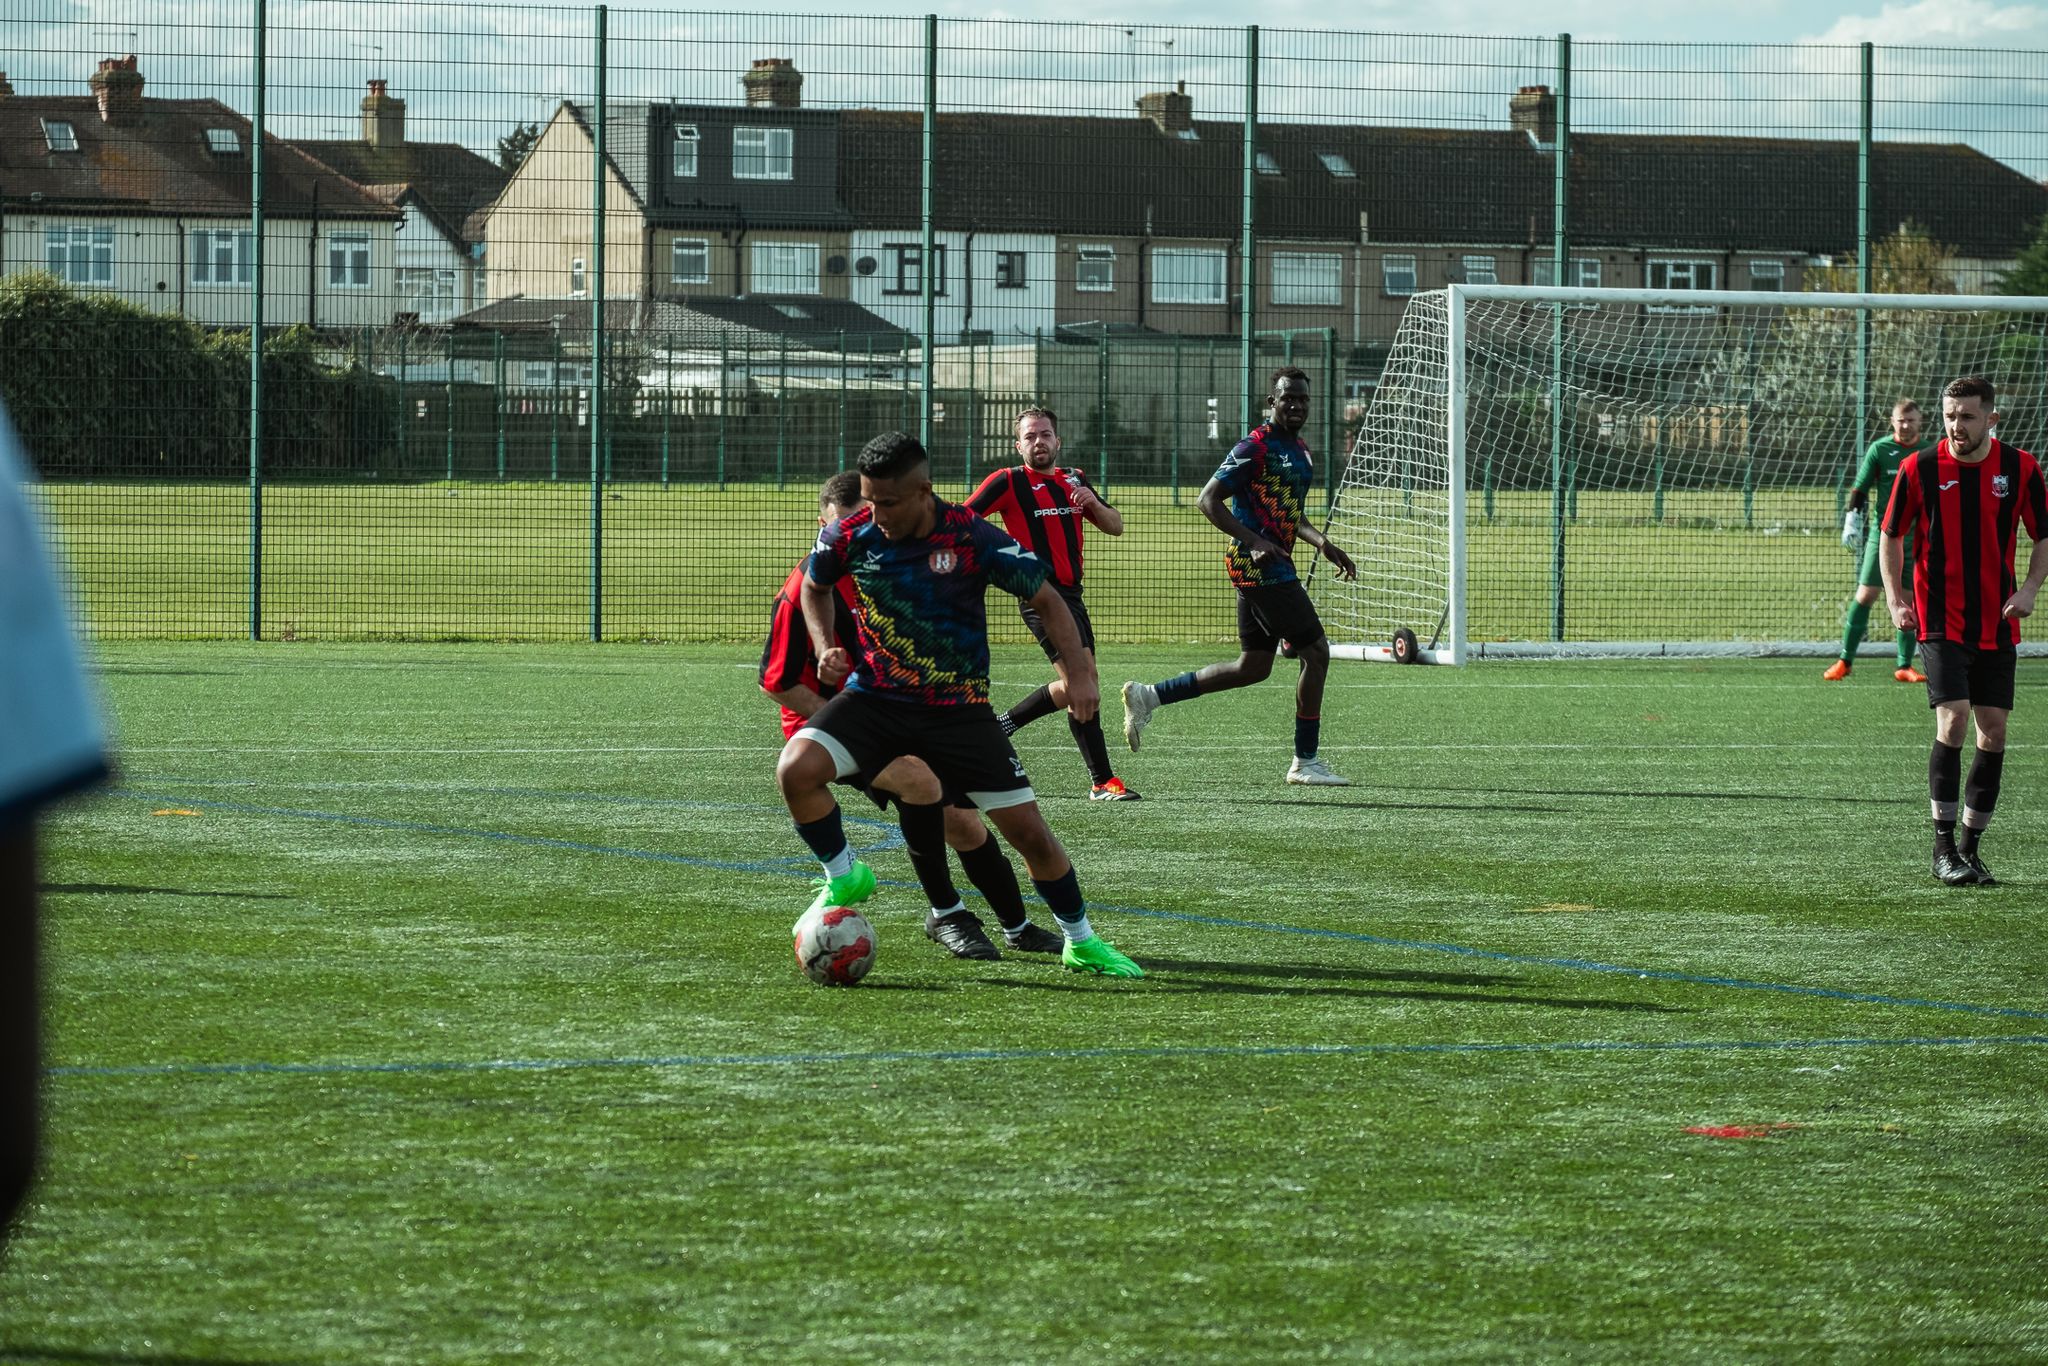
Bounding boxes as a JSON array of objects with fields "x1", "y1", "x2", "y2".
[{"x1": 793, "y1": 904, "x2": 876, "y2": 986}]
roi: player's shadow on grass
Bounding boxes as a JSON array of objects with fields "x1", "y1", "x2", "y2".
[
  {"x1": 0, "y1": 1348, "x2": 306, "y2": 1366},
  {"x1": 1219, "y1": 796, "x2": 1571, "y2": 815},
  {"x1": 42, "y1": 884, "x2": 292, "y2": 900},
  {"x1": 1402, "y1": 782, "x2": 1898, "y2": 807},
  {"x1": 980, "y1": 964, "x2": 1686, "y2": 1013}
]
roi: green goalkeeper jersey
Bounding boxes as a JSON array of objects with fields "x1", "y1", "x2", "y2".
[{"x1": 1853, "y1": 434, "x2": 1936, "y2": 519}]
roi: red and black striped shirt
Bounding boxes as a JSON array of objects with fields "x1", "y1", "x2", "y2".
[
  {"x1": 758, "y1": 556, "x2": 861, "y2": 739},
  {"x1": 965, "y1": 465, "x2": 1106, "y2": 590},
  {"x1": 1883, "y1": 438, "x2": 2048, "y2": 649}
]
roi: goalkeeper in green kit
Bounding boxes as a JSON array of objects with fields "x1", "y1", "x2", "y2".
[{"x1": 1825, "y1": 397, "x2": 1935, "y2": 683}]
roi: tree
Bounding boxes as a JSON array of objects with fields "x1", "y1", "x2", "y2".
[
  {"x1": 1998, "y1": 215, "x2": 2048, "y2": 297},
  {"x1": 496, "y1": 121, "x2": 540, "y2": 172},
  {"x1": 1804, "y1": 220, "x2": 1958, "y2": 296}
]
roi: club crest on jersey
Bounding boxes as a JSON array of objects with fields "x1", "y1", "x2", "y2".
[
  {"x1": 1993, "y1": 473, "x2": 2011, "y2": 498},
  {"x1": 928, "y1": 549, "x2": 958, "y2": 574}
]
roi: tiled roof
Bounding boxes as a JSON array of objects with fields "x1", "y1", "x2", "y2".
[
  {"x1": 289, "y1": 138, "x2": 508, "y2": 247},
  {"x1": 0, "y1": 96, "x2": 398, "y2": 219}
]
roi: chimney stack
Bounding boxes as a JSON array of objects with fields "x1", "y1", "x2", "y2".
[
  {"x1": 742, "y1": 58, "x2": 802, "y2": 109},
  {"x1": 361, "y1": 78, "x2": 406, "y2": 147},
  {"x1": 90, "y1": 55, "x2": 144, "y2": 127},
  {"x1": 1511, "y1": 85, "x2": 1556, "y2": 146},
  {"x1": 1137, "y1": 80, "x2": 1193, "y2": 135}
]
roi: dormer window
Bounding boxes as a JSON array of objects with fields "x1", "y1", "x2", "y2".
[
  {"x1": 42, "y1": 119, "x2": 78, "y2": 153},
  {"x1": 734, "y1": 126, "x2": 794, "y2": 181},
  {"x1": 672, "y1": 124, "x2": 699, "y2": 178},
  {"x1": 1316, "y1": 151, "x2": 1355, "y2": 178},
  {"x1": 1255, "y1": 149, "x2": 1282, "y2": 176},
  {"x1": 205, "y1": 128, "x2": 242, "y2": 155}
]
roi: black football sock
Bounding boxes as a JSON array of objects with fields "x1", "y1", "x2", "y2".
[
  {"x1": 1960, "y1": 747, "x2": 2004, "y2": 856},
  {"x1": 1153, "y1": 671, "x2": 1202, "y2": 706},
  {"x1": 956, "y1": 835, "x2": 1029, "y2": 932},
  {"x1": 1069, "y1": 714, "x2": 1116, "y2": 785},
  {"x1": 1930, "y1": 740, "x2": 1962, "y2": 853},
  {"x1": 1002, "y1": 684, "x2": 1060, "y2": 735},
  {"x1": 895, "y1": 801, "x2": 962, "y2": 912},
  {"x1": 1032, "y1": 865, "x2": 1094, "y2": 942},
  {"x1": 794, "y1": 806, "x2": 853, "y2": 877}
]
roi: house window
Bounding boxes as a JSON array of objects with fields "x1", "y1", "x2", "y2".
[
  {"x1": 885, "y1": 243, "x2": 948, "y2": 296},
  {"x1": 1076, "y1": 245, "x2": 1115, "y2": 293},
  {"x1": 672, "y1": 124, "x2": 699, "y2": 178},
  {"x1": 751, "y1": 241, "x2": 820, "y2": 294},
  {"x1": 396, "y1": 267, "x2": 457, "y2": 311},
  {"x1": 41, "y1": 119, "x2": 78, "y2": 153},
  {"x1": 204, "y1": 128, "x2": 242, "y2": 155},
  {"x1": 189, "y1": 230, "x2": 253, "y2": 286},
  {"x1": 1255, "y1": 150, "x2": 1282, "y2": 176},
  {"x1": 46, "y1": 227, "x2": 114, "y2": 285},
  {"x1": 671, "y1": 237, "x2": 710, "y2": 286},
  {"x1": 327, "y1": 235, "x2": 370, "y2": 288},
  {"x1": 1748, "y1": 259, "x2": 1784, "y2": 292},
  {"x1": 1382, "y1": 253, "x2": 1418, "y2": 296},
  {"x1": 1271, "y1": 252, "x2": 1341, "y2": 306},
  {"x1": 1315, "y1": 151, "x2": 1356, "y2": 178},
  {"x1": 733, "y1": 126, "x2": 794, "y2": 180},
  {"x1": 570, "y1": 256, "x2": 587, "y2": 297},
  {"x1": 1461, "y1": 254, "x2": 1498, "y2": 285},
  {"x1": 1533, "y1": 256, "x2": 1602, "y2": 288},
  {"x1": 995, "y1": 250, "x2": 1027, "y2": 289},
  {"x1": 1152, "y1": 248, "x2": 1227, "y2": 305},
  {"x1": 1648, "y1": 258, "x2": 1718, "y2": 310}
]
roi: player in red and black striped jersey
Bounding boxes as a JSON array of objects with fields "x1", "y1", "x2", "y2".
[
  {"x1": 1880, "y1": 375, "x2": 2048, "y2": 886},
  {"x1": 760, "y1": 471, "x2": 1063, "y2": 959},
  {"x1": 965, "y1": 406, "x2": 1140, "y2": 802}
]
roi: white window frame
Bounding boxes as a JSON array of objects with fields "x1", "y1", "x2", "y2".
[
  {"x1": 396, "y1": 266, "x2": 458, "y2": 312},
  {"x1": 1647, "y1": 257, "x2": 1719, "y2": 311},
  {"x1": 190, "y1": 229, "x2": 253, "y2": 287},
  {"x1": 1076, "y1": 244, "x2": 1115, "y2": 293},
  {"x1": 733, "y1": 126, "x2": 794, "y2": 181},
  {"x1": 1532, "y1": 256, "x2": 1602, "y2": 289},
  {"x1": 1271, "y1": 251, "x2": 1342, "y2": 306},
  {"x1": 327, "y1": 235, "x2": 371, "y2": 289},
  {"x1": 1747, "y1": 259, "x2": 1785, "y2": 292},
  {"x1": 885, "y1": 243, "x2": 948, "y2": 297},
  {"x1": 750, "y1": 241, "x2": 820, "y2": 295},
  {"x1": 1152, "y1": 248, "x2": 1228, "y2": 305},
  {"x1": 1381, "y1": 253, "x2": 1418, "y2": 297},
  {"x1": 46, "y1": 226, "x2": 114, "y2": 285},
  {"x1": 42, "y1": 119, "x2": 78, "y2": 153},
  {"x1": 1315, "y1": 151, "x2": 1356, "y2": 178},
  {"x1": 569, "y1": 256, "x2": 587, "y2": 298},
  {"x1": 671, "y1": 237, "x2": 710, "y2": 286},
  {"x1": 205, "y1": 128, "x2": 242, "y2": 155},
  {"x1": 995, "y1": 250, "x2": 1027, "y2": 289},
  {"x1": 672, "y1": 124, "x2": 700, "y2": 179},
  {"x1": 1461, "y1": 254, "x2": 1498, "y2": 285}
]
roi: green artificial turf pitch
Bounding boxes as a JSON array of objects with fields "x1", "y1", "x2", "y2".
[{"x1": 2, "y1": 643, "x2": 2044, "y2": 1362}]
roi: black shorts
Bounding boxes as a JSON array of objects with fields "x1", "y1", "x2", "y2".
[
  {"x1": 1017, "y1": 583, "x2": 1095, "y2": 663},
  {"x1": 1921, "y1": 639, "x2": 2018, "y2": 711},
  {"x1": 797, "y1": 689, "x2": 1036, "y2": 810},
  {"x1": 838, "y1": 769, "x2": 977, "y2": 812},
  {"x1": 1236, "y1": 580, "x2": 1326, "y2": 654}
]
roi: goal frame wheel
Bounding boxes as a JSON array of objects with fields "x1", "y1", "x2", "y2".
[{"x1": 1392, "y1": 627, "x2": 1420, "y2": 665}]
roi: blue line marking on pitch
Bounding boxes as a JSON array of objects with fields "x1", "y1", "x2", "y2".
[
  {"x1": 108, "y1": 788, "x2": 2048, "y2": 1024},
  {"x1": 47, "y1": 1033, "x2": 2048, "y2": 1081}
]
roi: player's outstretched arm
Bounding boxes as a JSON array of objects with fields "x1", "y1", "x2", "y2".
[
  {"x1": 1880, "y1": 533, "x2": 1916, "y2": 633},
  {"x1": 1028, "y1": 582, "x2": 1099, "y2": 722},
  {"x1": 1296, "y1": 524, "x2": 1358, "y2": 582}
]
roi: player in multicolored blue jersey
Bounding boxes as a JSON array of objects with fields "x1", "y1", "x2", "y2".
[
  {"x1": 1825, "y1": 397, "x2": 1935, "y2": 683},
  {"x1": 774, "y1": 432, "x2": 1142, "y2": 978},
  {"x1": 761, "y1": 471, "x2": 1064, "y2": 961},
  {"x1": 1120, "y1": 368, "x2": 1359, "y2": 786},
  {"x1": 967, "y1": 406, "x2": 1141, "y2": 802},
  {"x1": 1880, "y1": 375, "x2": 2048, "y2": 886}
]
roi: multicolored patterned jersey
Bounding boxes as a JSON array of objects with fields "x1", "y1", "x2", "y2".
[
  {"x1": 1883, "y1": 438, "x2": 2048, "y2": 649},
  {"x1": 1213, "y1": 422, "x2": 1314, "y2": 588},
  {"x1": 966, "y1": 465, "x2": 1106, "y2": 589},
  {"x1": 808, "y1": 499, "x2": 1049, "y2": 705},
  {"x1": 759, "y1": 556, "x2": 862, "y2": 739}
]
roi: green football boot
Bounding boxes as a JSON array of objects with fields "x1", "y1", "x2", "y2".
[
  {"x1": 803, "y1": 859, "x2": 877, "y2": 921},
  {"x1": 1062, "y1": 935, "x2": 1144, "y2": 979}
]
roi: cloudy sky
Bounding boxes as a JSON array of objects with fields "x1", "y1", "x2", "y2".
[{"x1": 7, "y1": 0, "x2": 2045, "y2": 175}]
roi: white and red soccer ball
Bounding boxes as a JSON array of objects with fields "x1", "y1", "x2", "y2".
[{"x1": 793, "y1": 904, "x2": 876, "y2": 986}]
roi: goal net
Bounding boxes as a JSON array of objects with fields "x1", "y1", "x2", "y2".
[{"x1": 1314, "y1": 285, "x2": 2048, "y2": 662}]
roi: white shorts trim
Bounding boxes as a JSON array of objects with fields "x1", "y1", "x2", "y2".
[
  {"x1": 791, "y1": 726, "x2": 859, "y2": 779},
  {"x1": 968, "y1": 785, "x2": 1037, "y2": 811}
]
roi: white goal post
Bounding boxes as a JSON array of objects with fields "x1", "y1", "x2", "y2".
[{"x1": 1312, "y1": 284, "x2": 2048, "y2": 663}]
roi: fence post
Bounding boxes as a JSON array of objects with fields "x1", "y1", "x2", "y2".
[
  {"x1": 589, "y1": 3, "x2": 607, "y2": 642},
  {"x1": 444, "y1": 335, "x2": 455, "y2": 481},
  {"x1": 493, "y1": 330, "x2": 506, "y2": 479},
  {"x1": 1239, "y1": 24, "x2": 1259, "y2": 434},
  {"x1": 1170, "y1": 332, "x2": 1182, "y2": 504},
  {"x1": 397, "y1": 330, "x2": 409, "y2": 467},
  {"x1": 776, "y1": 332, "x2": 788, "y2": 492},
  {"x1": 247, "y1": 0, "x2": 267, "y2": 641},
  {"x1": 1322, "y1": 328, "x2": 1337, "y2": 510},
  {"x1": 1549, "y1": 31, "x2": 1572, "y2": 643},
  {"x1": 1855, "y1": 42, "x2": 1873, "y2": 490},
  {"x1": 837, "y1": 329, "x2": 848, "y2": 471},
  {"x1": 965, "y1": 334, "x2": 977, "y2": 489},
  {"x1": 1096, "y1": 335, "x2": 1109, "y2": 490},
  {"x1": 920, "y1": 13, "x2": 937, "y2": 449},
  {"x1": 550, "y1": 322, "x2": 561, "y2": 480},
  {"x1": 661, "y1": 331, "x2": 673, "y2": 488}
]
